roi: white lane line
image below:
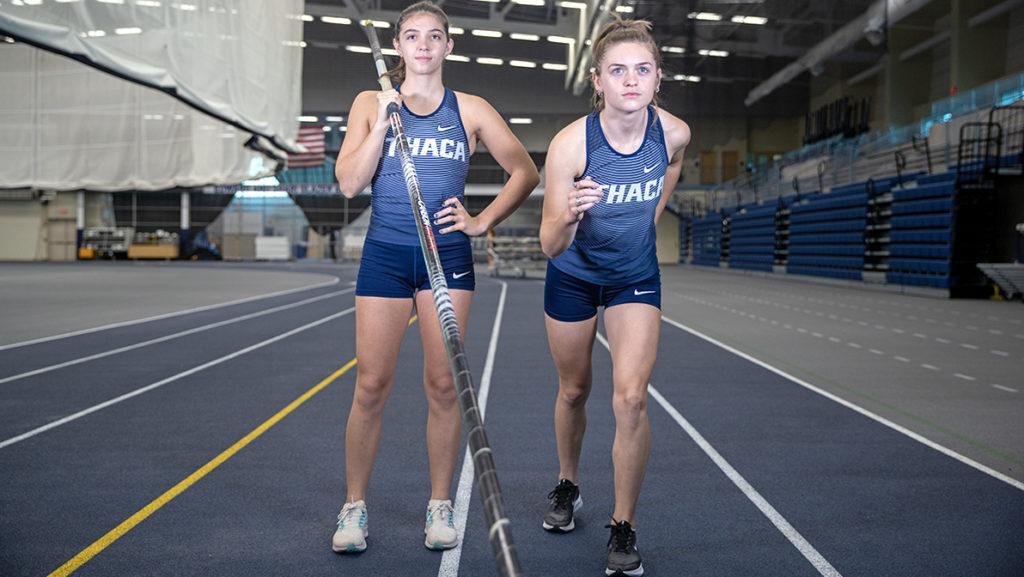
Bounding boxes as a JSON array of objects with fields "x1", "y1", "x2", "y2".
[
  {"x1": 954, "y1": 373, "x2": 977, "y2": 382},
  {"x1": 0, "y1": 278, "x2": 340, "y2": 351},
  {"x1": 893, "y1": 329, "x2": 905, "y2": 334},
  {"x1": 992, "y1": 385, "x2": 1018, "y2": 393},
  {"x1": 594, "y1": 330, "x2": 844, "y2": 577},
  {"x1": 660, "y1": 315, "x2": 1024, "y2": 492},
  {"x1": 960, "y1": 344, "x2": 979, "y2": 350},
  {"x1": 828, "y1": 337, "x2": 841, "y2": 343},
  {"x1": 0, "y1": 306, "x2": 356, "y2": 450},
  {"x1": 847, "y1": 343, "x2": 862, "y2": 349},
  {"x1": 869, "y1": 349, "x2": 884, "y2": 355},
  {"x1": 439, "y1": 281, "x2": 507, "y2": 577},
  {"x1": 811, "y1": 332, "x2": 823, "y2": 338},
  {"x1": 991, "y1": 350, "x2": 1010, "y2": 357},
  {"x1": 0, "y1": 288, "x2": 355, "y2": 386},
  {"x1": 935, "y1": 338, "x2": 951, "y2": 344},
  {"x1": 989, "y1": 330, "x2": 1003, "y2": 335},
  {"x1": 894, "y1": 356, "x2": 910, "y2": 363},
  {"x1": 912, "y1": 333, "x2": 926, "y2": 339},
  {"x1": 921, "y1": 364, "x2": 939, "y2": 371}
]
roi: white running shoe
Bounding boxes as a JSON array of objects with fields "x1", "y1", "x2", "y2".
[
  {"x1": 332, "y1": 500, "x2": 368, "y2": 553},
  {"x1": 424, "y1": 499, "x2": 459, "y2": 550}
]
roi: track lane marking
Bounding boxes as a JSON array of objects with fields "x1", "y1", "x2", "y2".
[
  {"x1": 0, "y1": 278, "x2": 341, "y2": 351},
  {"x1": 0, "y1": 307, "x2": 356, "y2": 450},
  {"x1": 46, "y1": 313, "x2": 418, "y2": 577},
  {"x1": 46, "y1": 356, "x2": 361, "y2": 577},
  {"x1": 438, "y1": 281, "x2": 508, "y2": 577},
  {"x1": 594, "y1": 331, "x2": 844, "y2": 577},
  {"x1": 0, "y1": 288, "x2": 355, "y2": 385},
  {"x1": 659, "y1": 314, "x2": 1024, "y2": 492}
]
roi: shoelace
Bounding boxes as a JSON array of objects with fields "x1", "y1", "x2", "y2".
[
  {"x1": 605, "y1": 519, "x2": 635, "y2": 552},
  {"x1": 547, "y1": 481, "x2": 575, "y2": 508},
  {"x1": 429, "y1": 502, "x2": 455, "y2": 528},
  {"x1": 338, "y1": 503, "x2": 362, "y2": 528}
]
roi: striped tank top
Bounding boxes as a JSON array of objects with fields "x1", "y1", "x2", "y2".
[
  {"x1": 367, "y1": 86, "x2": 470, "y2": 246},
  {"x1": 551, "y1": 106, "x2": 668, "y2": 285}
]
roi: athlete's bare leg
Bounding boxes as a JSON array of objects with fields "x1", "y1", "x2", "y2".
[
  {"x1": 603, "y1": 303, "x2": 660, "y2": 526},
  {"x1": 545, "y1": 313, "x2": 598, "y2": 483},
  {"x1": 344, "y1": 296, "x2": 414, "y2": 503},
  {"x1": 416, "y1": 288, "x2": 473, "y2": 500}
]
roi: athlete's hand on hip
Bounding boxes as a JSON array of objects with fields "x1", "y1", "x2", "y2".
[
  {"x1": 435, "y1": 197, "x2": 486, "y2": 236},
  {"x1": 565, "y1": 176, "x2": 603, "y2": 224},
  {"x1": 374, "y1": 89, "x2": 401, "y2": 131}
]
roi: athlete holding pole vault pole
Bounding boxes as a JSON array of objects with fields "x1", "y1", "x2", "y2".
[{"x1": 331, "y1": 2, "x2": 536, "y2": 575}]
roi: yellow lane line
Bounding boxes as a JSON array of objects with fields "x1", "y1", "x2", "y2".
[
  {"x1": 49, "y1": 314, "x2": 418, "y2": 577},
  {"x1": 47, "y1": 357, "x2": 359, "y2": 577}
]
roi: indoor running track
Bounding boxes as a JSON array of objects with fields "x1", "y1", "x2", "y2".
[{"x1": 1, "y1": 267, "x2": 1021, "y2": 577}]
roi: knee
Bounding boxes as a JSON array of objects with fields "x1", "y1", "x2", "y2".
[
  {"x1": 558, "y1": 381, "x2": 591, "y2": 408},
  {"x1": 612, "y1": 389, "x2": 647, "y2": 425},
  {"x1": 353, "y1": 373, "x2": 392, "y2": 413},
  {"x1": 424, "y1": 374, "x2": 457, "y2": 407}
]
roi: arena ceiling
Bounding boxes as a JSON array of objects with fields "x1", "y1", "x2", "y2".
[{"x1": 302, "y1": 0, "x2": 888, "y2": 116}]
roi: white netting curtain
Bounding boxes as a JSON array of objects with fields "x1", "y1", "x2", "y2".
[{"x1": 0, "y1": 0, "x2": 304, "y2": 192}]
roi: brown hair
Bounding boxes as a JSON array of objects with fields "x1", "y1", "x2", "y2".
[
  {"x1": 590, "y1": 17, "x2": 661, "y2": 111},
  {"x1": 386, "y1": 1, "x2": 451, "y2": 86}
]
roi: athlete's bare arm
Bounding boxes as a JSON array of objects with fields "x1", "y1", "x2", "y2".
[
  {"x1": 540, "y1": 118, "x2": 600, "y2": 258},
  {"x1": 433, "y1": 93, "x2": 539, "y2": 236},
  {"x1": 335, "y1": 89, "x2": 400, "y2": 198},
  {"x1": 655, "y1": 108, "x2": 691, "y2": 224}
]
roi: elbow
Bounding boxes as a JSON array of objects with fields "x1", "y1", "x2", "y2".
[
  {"x1": 335, "y1": 172, "x2": 361, "y2": 199},
  {"x1": 539, "y1": 232, "x2": 563, "y2": 259}
]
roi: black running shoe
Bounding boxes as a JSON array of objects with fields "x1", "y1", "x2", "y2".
[
  {"x1": 542, "y1": 479, "x2": 582, "y2": 532},
  {"x1": 604, "y1": 519, "x2": 643, "y2": 576}
]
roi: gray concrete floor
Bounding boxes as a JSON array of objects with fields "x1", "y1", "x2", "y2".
[{"x1": 660, "y1": 264, "x2": 1024, "y2": 483}]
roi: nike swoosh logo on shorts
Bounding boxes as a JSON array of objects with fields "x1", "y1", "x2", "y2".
[
  {"x1": 634, "y1": 289, "x2": 656, "y2": 296},
  {"x1": 453, "y1": 271, "x2": 471, "y2": 279},
  {"x1": 643, "y1": 164, "x2": 659, "y2": 174},
  {"x1": 437, "y1": 125, "x2": 456, "y2": 132}
]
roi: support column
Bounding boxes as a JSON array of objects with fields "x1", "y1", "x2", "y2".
[
  {"x1": 180, "y1": 190, "x2": 190, "y2": 260},
  {"x1": 950, "y1": 0, "x2": 1009, "y2": 94},
  {"x1": 76, "y1": 190, "x2": 84, "y2": 258},
  {"x1": 884, "y1": 15, "x2": 935, "y2": 126}
]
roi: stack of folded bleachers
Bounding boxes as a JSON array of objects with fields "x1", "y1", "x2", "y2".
[
  {"x1": 728, "y1": 203, "x2": 777, "y2": 272},
  {"x1": 679, "y1": 216, "x2": 691, "y2": 263},
  {"x1": 691, "y1": 212, "x2": 724, "y2": 267},
  {"x1": 786, "y1": 184, "x2": 869, "y2": 280},
  {"x1": 886, "y1": 171, "x2": 956, "y2": 288}
]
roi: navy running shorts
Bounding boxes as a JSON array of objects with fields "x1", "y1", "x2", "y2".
[
  {"x1": 356, "y1": 237, "x2": 475, "y2": 298},
  {"x1": 543, "y1": 260, "x2": 660, "y2": 322}
]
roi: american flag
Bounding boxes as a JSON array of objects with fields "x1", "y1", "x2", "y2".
[{"x1": 288, "y1": 126, "x2": 326, "y2": 169}]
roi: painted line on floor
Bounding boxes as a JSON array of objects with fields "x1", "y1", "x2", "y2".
[
  {"x1": 594, "y1": 331, "x2": 844, "y2": 577},
  {"x1": 45, "y1": 356, "x2": 361, "y2": 577},
  {"x1": 0, "y1": 307, "x2": 356, "y2": 450},
  {"x1": 0, "y1": 278, "x2": 340, "y2": 351},
  {"x1": 659, "y1": 314, "x2": 1024, "y2": 492},
  {"x1": 439, "y1": 280, "x2": 508, "y2": 577},
  {"x1": 0, "y1": 288, "x2": 355, "y2": 385}
]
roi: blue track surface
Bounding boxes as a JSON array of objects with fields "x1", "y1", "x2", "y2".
[{"x1": 1, "y1": 267, "x2": 1021, "y2": 577}]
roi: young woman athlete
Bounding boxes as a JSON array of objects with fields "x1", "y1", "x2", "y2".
[
  {"x1": 538, "y1": 17, "x2": 690, "y2": 577},
  {"x1": 331, "y1": 0, "x2": 539, "y2": 554}
]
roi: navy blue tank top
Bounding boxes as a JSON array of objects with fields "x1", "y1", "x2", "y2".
[
  {"x1": 367, "y1": 87, "x2": 470, "y2": 246},
  {"x1": 551, "y1": 106, "x2": 668, "y2": 284}
]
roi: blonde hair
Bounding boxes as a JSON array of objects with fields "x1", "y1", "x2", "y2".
[
  {"x1": 386, "y1": 1, "x2": 451, "y2": 86},
  {"x1": 590, "y1": 17, "x2": 662, "y2": 111}
]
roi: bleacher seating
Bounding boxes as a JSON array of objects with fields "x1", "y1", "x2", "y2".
[
  {"x1": 728, "y1": 203, "x2": 777, "y2": 272},
  {"x1": 786, "y1": 184, "x2": 869, "y2": 281},
  {"x1": 886, "y1": 171, "x2": 957, "y2": 288},
  {"x1": 691, "y1": 212, "x2": 724, "y2": 267}
]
